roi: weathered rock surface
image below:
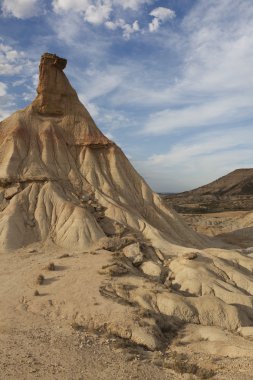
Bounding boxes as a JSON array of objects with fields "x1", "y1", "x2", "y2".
[
  {"x1": 140, "y1": 260, "x2": 162, "y2": 278},
  {"x1": 0, "y1": 52, "x2": 204, "y2": 251},
  {"x1": 123, "y1": 243, "x2": 144, "y2": 266},
  {"x1": 164, "y1": 168, "x2": 253, "y2": 214},
  {"x1": 163, "y1": 169, "x2": 253, "y2": 247},
  {"x1": 2, "y1": 53, "x2": 253, "y2": 363}
]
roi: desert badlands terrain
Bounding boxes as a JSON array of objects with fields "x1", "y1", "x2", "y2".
[
  {"x1": 165, "y1": 169, "x2": 253, "y2": 247},
  {"x1": 1, "y1": 53, "x2": 253, "y2": 379}
]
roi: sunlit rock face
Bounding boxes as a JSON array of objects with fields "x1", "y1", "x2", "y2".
[{"x1": 0, "y1": 52, "x2": 203, "y2": 251}]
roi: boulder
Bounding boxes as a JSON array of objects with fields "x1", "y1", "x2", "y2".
[
  {"x1": 140, "y1": 261, "x2": 162, "y2": 278},
  {"x1": 123, "y1": 243, "x2": 144, "y2": 266}
]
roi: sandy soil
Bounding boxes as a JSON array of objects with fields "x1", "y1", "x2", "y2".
[
  {"x1": 0, "y1": 247, "x2": 181, "y2": 380},
  {"x1": 2, "y1": 246, "x2": 253, "y2": 380},
  {"x1": 182, "y1": 210, "x2": 253, "y2": 247}
]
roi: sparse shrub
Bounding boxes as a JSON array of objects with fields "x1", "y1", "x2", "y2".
[
  {"x1": 47, "y1": 262, "x2": 55, "y2": 271},
  {"x1": 164, "y1": 351, "x2": 215, "y2": 378},
  {"x1": 71, "y1": 322, "x2": 84, "y2": 331},
  {"x1": 34, "y1": 289, "x2": 40, "y2": 296},
  {"x1": 37, "y1": 274, "x2": 44, "y2": 285}
]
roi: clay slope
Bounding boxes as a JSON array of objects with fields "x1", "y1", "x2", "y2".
[
  {"x1": 164, "y1": 168, "x2": 253, "y2": 213},
  {"x1": 176, "y1": 169, "x2": 253, "y2": 197},
  {"x1": 163, "y1": 168, "x2": 253, "y2": 246},
  {"x1": 183, "y1": 211, "x2": 253, "y2": 247},
  {"x1": 0, "y1": 53, "x2": 203, "y2": 251},
  {"x1": 185, "y1": 169, "x2": 253, "y2": 197}
]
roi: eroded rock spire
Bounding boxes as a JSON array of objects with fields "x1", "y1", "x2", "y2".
[{"x1": 32, "y1": 53, "x2": 76, "y2": 116}]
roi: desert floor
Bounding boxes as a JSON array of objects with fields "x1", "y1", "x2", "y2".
[{"x1": 1, "y1": 246, "x2": 253, "y2": 380}]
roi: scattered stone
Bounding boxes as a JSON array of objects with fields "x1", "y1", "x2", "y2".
[
  {"x1": 81, "y1": 194, "x2": 90, "y2": 202},
  {"x1": 123, "y1": 243, "x2": 144, "y2": 266},
  {"x1": 47, "y1": 262, "x2": 55, "y2": 271},
  {"x1": 95, "y1": 236, "x2": 128, "y2": 252},
  {"x1": 183, "y1": 252, "x2": 198, "y2": 260},
  {"x1": 58, "y1": 253, "x2": 70, "y2": 259},
  {"x1": 140, "y1": 261, "x2": 162, "y2": 278},
  {"x1": 4, "y1": 184, "x2": 20, "y2": 199},
  {"x1": 36, "y1": 274, "x2": 44, "y2": 285},
  {"x1": 239, "y1": 327, "x2": 253, "y2": 338},
  {"x1": 154, "y1": 248, "x2": 165, "y2": 262}
]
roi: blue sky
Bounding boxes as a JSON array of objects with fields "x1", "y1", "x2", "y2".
[{"x1": 0, "y1": 0, "x2": 253, "y2": 192}]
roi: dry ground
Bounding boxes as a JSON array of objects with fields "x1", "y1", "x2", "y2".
[{"x1": 1, "y1": 246, "x2": 253, "y2": 379}]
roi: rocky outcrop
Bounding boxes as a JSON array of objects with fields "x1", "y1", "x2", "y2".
[{"x1": 0, "y1": 53, "x2": 204, "y2": 251}]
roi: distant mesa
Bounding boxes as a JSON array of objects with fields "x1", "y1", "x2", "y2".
[{"x1": 164, "y1": 168, "x2": 253, "y2": 213}]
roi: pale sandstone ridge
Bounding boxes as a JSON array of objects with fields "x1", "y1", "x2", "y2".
[{"x1": 0, "y1": 52, "x2": 203, "y2": 251}]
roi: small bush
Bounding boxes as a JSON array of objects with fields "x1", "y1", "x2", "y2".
[
  {"x1": 164, "y1": 353, "x2": 215, "y2": 378},
  {"x1": 37, "y1": 274, "x2": 44, "y2": 285},
  {"x1": 34, "y1": 289, "x2": 40, "y2": 296},
  {"x1": 71, "y1": 322, "x2": 84, "y2": 331}
]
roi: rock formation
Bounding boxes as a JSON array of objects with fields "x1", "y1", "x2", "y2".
[
  {"x1": 2, "y1": 54, "x2": 253, "y2": 358},
  {"x1": 0, "y1": 52, "x2": 203, "y2": 251}
]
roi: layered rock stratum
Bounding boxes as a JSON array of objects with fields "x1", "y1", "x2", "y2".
[
  {"x1": 2, "y1": 54, "x2": 253, "y2": 378},
  {"x1": 0, "y1": 52, "x2": 203, "y2": 251},
  {"x1": 164, "y1": 169, "x2": 253, "y2": 214},
  {"x1": 164, "y1": 169, "x2": 253, "y2": 246}
]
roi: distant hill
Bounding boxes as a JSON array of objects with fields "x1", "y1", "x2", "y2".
[{"x1": 163, "y1": 169, "x2": 253, "y2": 213}]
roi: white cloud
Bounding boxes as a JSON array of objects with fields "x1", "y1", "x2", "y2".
[
  {"x1": 149, "y1": 17, "x2": 159, "y2": 32},
  {"x1": 150, "y1": 7, "x2": 175, "y2": 21},
  {"x1": 140, "y1": 146, "x2": 253, "y2": 193},
  {"x1": 52, "y1": 0, "x2": 147, "y2": 36},
  {"x1": 0, "y1": 42, "x2": 26, "y2": 76},
  {"x1": 149, "y1": 7, "x2": 175, "y2": 32},
  {"x1": 78, "y1": 94, "x2": 99, "y2": 118},
  {"x1": 1, "y1": 0, "x2": 42, "y2": 18},
  {"x1": 52, "y1": 0, "x2": 90, "y2": 13},
  {"x1": 105, "y1": 20, "x2": 117, "y2": 30},
  {"x1": 76, "y1": 65, "x2": 126, "y2": 101},
  {"x1": 84, "y1": 1, "x2": 112, "y2": 25},
  {"x1": 144, "y1": 95, "x2": 253, "y2": 134},
  {"x1": 123, "y1": 20, "x2": 140, "y2": 39},
  {"x1": 136, "y1": 128, "x2": 253, "y2": 192},
  {"x1": 0, "y1": 82, "x2": 7, "y2": 97},
  {"x1": 105, "y1": 18, "x2": 140, "y2": 39},
  {"x1": 113, "y1": 0, "x2": 152, "y2": 10},
  {"x1": 53, "y1": 0, "x2": 153, "y2": 13},
  {"x1": 53, "y1": 0, "x2": 112, "y2": 25},
  {"x1": 149, "y1": 129, "x2": 250, "y2": 166},
  {"x1": 110, "y1": 0, "x2": 253, "y2": 137},
  {"x1": 50, "y1": 11, "x2": 84, "y2": 44}
]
